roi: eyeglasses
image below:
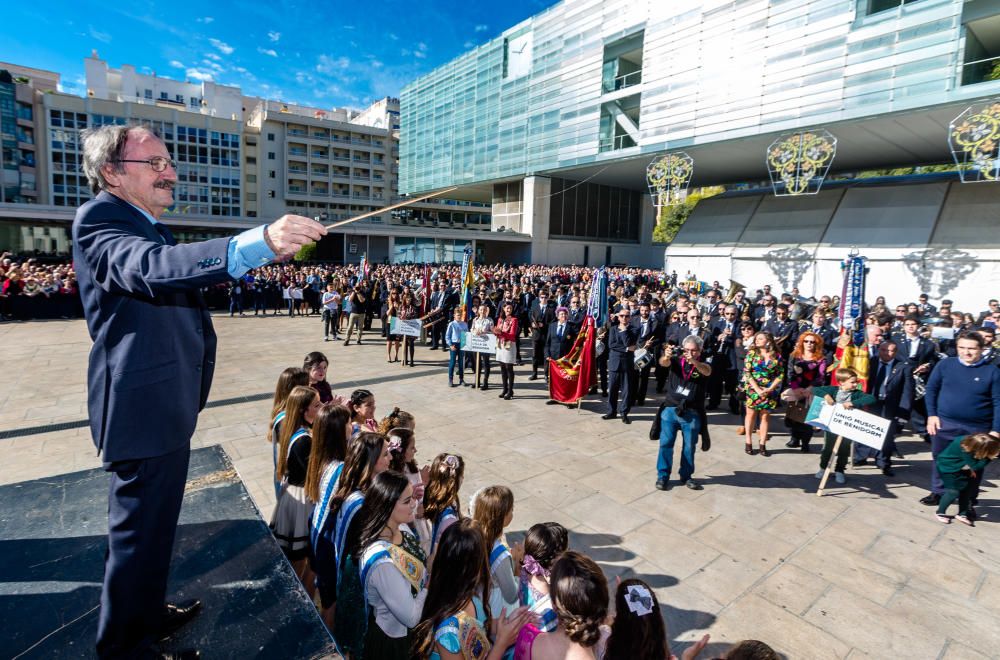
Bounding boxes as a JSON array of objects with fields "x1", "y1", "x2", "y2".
[
  {"x1": 802, "y1": 340, "x2": 817, "y2": 344},
  {"x1": 113, "y1": 156, "x2": 177, "y2": 172}
]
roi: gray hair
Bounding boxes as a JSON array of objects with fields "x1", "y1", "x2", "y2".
[
  {"x1": 682, "y1": 335, "x2": 704, "y2": 350},
  {"x1": 81, "y1": 124, "x2": 157, "y2": 194}
]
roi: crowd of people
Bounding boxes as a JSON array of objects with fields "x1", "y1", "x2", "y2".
[
  {"x1": 0, "y1": 252, "x2": 81, "y2": 320},
  {"x1": 264, "y1": 353, "x2": 784, "y2": 659}
]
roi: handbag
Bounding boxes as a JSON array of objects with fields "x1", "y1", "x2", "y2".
[{"x1": 784, "y1": 396, "x2": 810, "y2": 424}]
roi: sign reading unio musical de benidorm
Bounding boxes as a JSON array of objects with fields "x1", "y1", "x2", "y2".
[
  {"x1": 389, "y1": 317, "x2": 422, "y2": 337},
  {"x1": 806, "y1": 400, "x2": 890, "y2": 451},
  {"x1": 460, "y1": 332, "x2": 497, "y2": 354}
]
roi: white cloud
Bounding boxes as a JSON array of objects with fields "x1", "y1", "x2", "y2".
[
  {"x1": 257, "y1": 47, "x2": 278, "y2": 57},
  {"x1": 343, "y1": 24, "x2": 355, "y2": 30},
  {"x1": 267, "y1": 30, "x2": 281, "y2": 42},
  {"x1": 186, "y1": 68, "x2": 214, "y2": 82},
  {"x1": 475, "y1": 24, "x2": 488, "y2": 32},
  {"x1": 295, "y1": 71, "x2": 314, "y2": 85},
  {"x1": 370, "y1": 60, "x2": 384, "y2": 69},
  {"x1": 88, "y1": 25, "x2": 112, "y2": 43},
  {"x1": 169, "y1": 60, "x2": 185, "y2": 69},
  {"x1": 201, "y1": 59, "x2": 224, "y2": 73},
  {"x1": 413, "y1": 50, "x2": 426, "y2": 59},
  {"x1": 209, "y1": 38, "x2": 234, "y2": 55},
  {"x1": 388, "y1": 32, "x2": 399, "y2": 41},
  {"x1": 204, "y1": 52, "x2": 222, "y2": 61},
  {"x1": 196, "y1": 16, "x2": 214, "y2": 24},
  {"x1": 463, "y1": 41, "x2": 474, "y2": 49},
  {"x1": 417, "y1": 42, "x2": 428, "y2": 51},
  {"x1": 316, "y1": 54, "x2": 350, "y2": 74}
]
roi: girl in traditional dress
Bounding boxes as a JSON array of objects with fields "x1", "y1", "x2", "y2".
[
  {"x1": 519, "y1": 552, "x2": 609, "y2": 660},
  {"x1": 423, "y1": 453, "x2": 466, "y2": 570},
  {"x1": 742, "y1": 332, "x2": 783, "y2": 457},
  {"x1": 513, "y1": 522, "x2": 568, "y2": 658},
  {"x1": 470, "y1": 486, "x2": 523, "y2": 624},
  {"x1": 357, "y1": 471, "x2": 428, "y2": 657},
  {"x1": 348, "y1": 389, "x2": 379, "y2": 438},
  {"x1": 378, "y1": 407, "x2": 416, "y2": 435},
  {"x1": 415, "y1": 520, "x2": 531, "y2": 660},
  {"x1": 268, "y1": 367, "x2": 309, "y2": 498},
  {"x1": 386, "y1": 427, "x2": 432, "y2": 556},
  {"x1": 270, "y1": 386, "x2": 324, "y2": 590},
  {"x1": 305, "y1": 404, "x2": 352, "y2": 630},
  {"x1": 331, "y1": 432, "x2": 392, "y2": 655}
]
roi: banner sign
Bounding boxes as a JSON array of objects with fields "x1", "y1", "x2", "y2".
[
  {"x1": 806, "y1": 400, "x2": 890, "y2": 450},
  {"x1": 833, "y1": 254, "x2": 869, "y2": 390},
  {"x1": 389, "y1": 317, "x2": 422, "y2": 337},
  {"x1": 460, "y1": 331, "x2": 496, "y2": 354},
  {"x1": 587, "y1": 267, "x2": 608, "y2": 327}
]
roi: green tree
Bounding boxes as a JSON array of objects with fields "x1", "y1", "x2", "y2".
[
  {"x1": 295, "y1": 242, "x2": 317, "y2": 262},
  {"x1": 652, "y1": 186, "x2": 724, "y2": 244}
]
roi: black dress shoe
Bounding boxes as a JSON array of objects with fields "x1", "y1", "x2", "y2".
[
  {"x1": 601, "y1": 413, "x2": 617, "y2": 420},
  {"x1": 158, "y1": 599, "x2": 202, "y2": 641},
  {"x1": 785, "y1": 439, "x2": 800, "y2": 448},
  {"x1": 622, "y1": 415, "x2": 631, "y2": 424},
  {"x1": 701, "y1": 435, "x2": 711, "y2": 452},
  {"x1": 920, "y1": 493, "x2": 941, "y2": 506},
  {"x1": 529, "y1": 374, "x2": 538, "y2": 381},
  {"x1": 800, "y1": 443, "x2": 810, "y2": 453},
  {"x1": 159, "y1": 650, "x2": 201, "y2": 660},
  {"x1": 546, "y1": 400, "x2": 558, "y2": 405},
  {"x1": 655, "y1": 478, "x2": 670, "y2": 491},
  {"x1": 503, "y1": 393, "x2": 513, "y2": 400},
  {"x1": 684, "y1": 480, "x2": 704, "y2": 491},
  {"x1": 852, "y1": 459, "x2": 869, "y2": 467},
  {"x1": 882, "y1": 467, "x2": 895, "y2": 477}
]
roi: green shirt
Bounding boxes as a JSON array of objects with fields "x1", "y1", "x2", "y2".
[
  {"x1": 813, "y1": 385, "x2": 876, "y2": 409},
  {"x1": 935, "y1": 437, "x2": 992, "y2": 475}
]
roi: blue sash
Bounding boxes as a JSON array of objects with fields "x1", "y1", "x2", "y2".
[
  {"x1": 334, "y1": 491, "x2": 365, "y2": 582},
  {"x1": 430, "y1": 506, "x2": 456, "y2": 555},
  {"x1": 359, "y1": 541, "x2": 393, "y2": 614},
  {"x1": 310, "y1": 461, "x2": 344, "y2": 548},
  {"x1": 287, "y1": 427, "x2": 310, "y2": 458},
  {"x1": 489, "y1": 539, "x2": 511, "y2": 576}
]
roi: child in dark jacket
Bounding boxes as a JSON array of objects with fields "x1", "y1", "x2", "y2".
[
  {"x1": 812, "y1": 368, "x2": 876, "y2": 484},
  {"x1": 935, "y1": 433, "x2": 1000, "y2": 526}
]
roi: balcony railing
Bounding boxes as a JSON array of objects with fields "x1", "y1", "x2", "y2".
[
  {"x1": 288, "y1": 186, "x2": 306, "y2": 193},
  {"x1": 598, "y1": 134, "x2": 638, "y2": 152},
  {"x1": 962, "y1": 55, "x2": 1000, "y2": 86},
  {"x1": 602, "y1": 69, "x2": 642, "y2": 93}
]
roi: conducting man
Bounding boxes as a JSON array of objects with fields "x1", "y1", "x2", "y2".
[{"x1": 74, "y1": 124, "x2": 326, "y2": 659}]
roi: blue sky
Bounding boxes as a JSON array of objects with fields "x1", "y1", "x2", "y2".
[{"x1": 2, "y1": 0, "x2": 555, "y2": 109}]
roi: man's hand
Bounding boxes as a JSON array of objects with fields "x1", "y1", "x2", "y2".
[
  {"x1": 264, "y1": 215, "x2": 327, "y2": 260},
  {"x1": 927, "y1": 415, "x2": 941, "y2": 435}
]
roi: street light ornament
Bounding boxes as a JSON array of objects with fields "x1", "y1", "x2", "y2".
[
  {"x1": 646, "y1": 152, "x2": 694, "y2": 208},
  {"x1": 949, "y1": 100, "x2": 1000, "y2": 182},
  {"x1": 766, "y1": 129, "x2": 837, "y2": 196}
]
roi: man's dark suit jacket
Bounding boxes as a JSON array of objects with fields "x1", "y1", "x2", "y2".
[
  {"x1": 545, "y1": 321, "x2": 577, "y2": 360},
  {"x1": 632, "y1": 316, "x2": 663, "y2": 356},
  {"x1": 529, "y1": 300, "x2": 555, "y2": 341},
  {"x1": 607, "y1": 324, "x2": 638, "y2": 372},
  {"x1": 867, "y1": 357, "x2": 914, "y2": 420},
  {"x1": 73, "y1": 191, "x2": 235, "y2": 462}
]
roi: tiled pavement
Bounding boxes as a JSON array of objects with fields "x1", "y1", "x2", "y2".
[{"x1": 1, "y1": 314, "x2": 998, "y2": 659}]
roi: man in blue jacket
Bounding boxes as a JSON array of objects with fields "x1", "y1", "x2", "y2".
[
  {"x1": 921, "y1": 332, "x2": 1000, "y2": 509},
  {"x1": 73, "y1": 124, "x2": 325, "y2": 659}
]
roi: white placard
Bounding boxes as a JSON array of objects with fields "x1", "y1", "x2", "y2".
[
  {"x1": 930, "y1": 326, "x2": 956, "y2": 340},
  {"x1": 807, "y1": 402, "x2": 890, "y2": 450},
  {"x1": 460, "y1": 331, "x2": 497, "y2": 354},
  {"x1": 389, "y1": 317, "x2": 422, "y2": 337}
]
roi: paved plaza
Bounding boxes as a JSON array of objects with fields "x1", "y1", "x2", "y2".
[{"x1": 2, "y1": 314, "x2": 999, "y2": 659}]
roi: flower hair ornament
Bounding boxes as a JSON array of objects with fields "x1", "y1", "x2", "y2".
[
  {"x1": 625, "y1": 584, "x2": 654, "y2": 617},
  {"x1": 467, "y1": 486, "x2": 486, "y2": 516},
  {"x1": 522, "y1": 554, "x2": 550, "y2": 579},
  {"x1": 387, "y1": 436, "x2": 402, "y2": 452},
  {"x1": 444, "y1": 454, "x2": 459, "y2": 469}
]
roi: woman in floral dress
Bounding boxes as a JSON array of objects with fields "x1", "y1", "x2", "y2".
[{"x1": 743, "y1": 332, "x2": 782, "y2": 456}]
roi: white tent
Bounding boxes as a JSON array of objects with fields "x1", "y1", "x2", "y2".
[{"x1": 665, "y1": 179, "x2": 1000, "y2": 312}]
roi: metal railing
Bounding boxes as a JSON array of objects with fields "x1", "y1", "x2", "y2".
[
  {"x1": 962, "y1": 55, "x2": 1000, "y2": 86},
  {"x1": 602, "y1": 69, "x2": 642, "y2": 93},
  {"x1": 598, "y1": 134, "x2": 638, "y2": 152}
]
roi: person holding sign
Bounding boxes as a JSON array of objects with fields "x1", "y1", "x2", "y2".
[
  {"x1": 812, "y1": 368, "x2": 876, "y2": 484},
  {"x1": 471, "y1": 305, "x2": 495, "y2": 390},
  {"x1": 495, "y1": 301, "x2": 520, "y2": 400},
  {"x1": 445, "y1": 308, "x2": 468, "y2": 388}
]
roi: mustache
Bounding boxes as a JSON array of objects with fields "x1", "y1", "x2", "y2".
[{"x1": 154, "y1": 180, "x2": 176, "y2": 190}]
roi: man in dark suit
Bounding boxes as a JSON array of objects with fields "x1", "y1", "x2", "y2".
[
  {"x1": 806, "y1": 309, "x2": 838, "y2": 365},
  {"x1": 428, "y1": 282, "x2": 446, "y2": 349},
  {"x1": 631, "y1": 301, "x2": 662, "y2": 406},
  {"x1": 855, "y1": 340, "x2": 913, "y2": 475},
  {"x1": 73, "y1": 125, "x2": 324, "y2": 659},
  {"x1": 545, "y1": 308, "x2": 577, "y2": 363},
  {"x1": 762, "y1": 304, "x2": 799, "y2": 358},
  {"x1": 708, "y1": 304, "x2": 740, "y2": 412},
  {"x1": 529, "y1": 290, "x2": 554, "y2": 380},
  {"x1": 603, "y1": 308, "x2": 638, "y2": 423},
  {"x1": 893, "y1": 315, "x2": 939, "y2": 439}
]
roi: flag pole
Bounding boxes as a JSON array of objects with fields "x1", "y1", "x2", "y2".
[{"x1": 324, "y1": 187, "x2": 459, "y2": 230}]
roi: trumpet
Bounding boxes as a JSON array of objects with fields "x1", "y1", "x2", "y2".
[{"x1": 723, "y1": 280, "x2": 745, "y2": 304}]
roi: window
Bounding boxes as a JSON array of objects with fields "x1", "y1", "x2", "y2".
[
  {"x1": 268, "y1": 190, "x2": 275, "y2": 198},
  {"x1": 868, "y1": 0, "x2": 922, "y2": 14},
  {"x1": 269, "y1": 170, "x2": 276, "y2": 178},
  {"x1": 144, "y1": 89, "x2": 153, "y2": 100},
  {"x1": 175, "y1": 94, "x2": 184, "y2": 103},
  {"x1": 548, "y1": 178, "x2": 640, "y2": 243},
  {"x1": 268, "y1": 152, "x2": 275, "y2": 160},
  {"x1": 160, "y1": 92, "x2": 168, "y2": 100},
  {"x1": 190, "y1": 97, "x2": 200, "y2": 108},
  {"x1": 267, "y1": 132, "x2": 275, "y2": 141}
]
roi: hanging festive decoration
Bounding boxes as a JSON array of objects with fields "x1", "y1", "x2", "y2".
[
  {"x1": 766, "y1": 129, "x2": 837, "y2": 196},
  {"x1": 949, "y1": 100, "x2": 1000, "y2": 182},
  {"x1": 646, "y1": 152, "x2": 694, "y2": 208}
]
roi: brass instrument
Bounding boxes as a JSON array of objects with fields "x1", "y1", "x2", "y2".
[
  {"x1": 723, "y1": 280, "x2": 745, "y2": 304},
  {"x1": 420, "y1": 308, "x2": 446, "y2": 329},
  {"x1": 789, "y1": 295, "x2": 818, "y2": 322}
]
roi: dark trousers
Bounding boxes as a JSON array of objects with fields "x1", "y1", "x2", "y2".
[
  {"x1": 819, "y1": 431, "x2": 850, "y2": 472},
  {"x1": 98, "y1": 446, "x2": 190, "y2": 658},
  {"x1": 499, "y1": 362, "x2": 515, "y2": 395},
  {"x1": 448, "y1": 348, "x2": 465, "y2": 383},
  {"x1": 937, "y1": 472, "x2": 976, "y2": 516},
  {"x1": 930, "y1": 419, "x2": 983, "y2": 494},
  {"x1": 430, "y1": 322, "x2": 445, "y2": 349},
  {"x1": 635, "y1": 366, "x2": 652, "y2": 405},
  {"x1": 909, "y1": 396, "x2": 928, "y2": 435},
  {"x1": 607, "y1": 367, "x2": 635, "y2": 416},
  {"x1": 323, "y1": 309, "x2": 338, "y2": 338},
  {"x1": 475, "y1": 353, "x2": 491, "y2": 386},
  {"x1": 597, "y1": 352, "x2": 608, "y2": 394},
  {"x1": 853, "y1": 399, "x2": 896, "y2": 468},
  {"x1": 708, "y1": 367, "x2": 738, "y2": 411},
  {"x1": 532, "y1": 338, "x2": 546, "y2": 375},
  {"x1": 654, "y1": 362, "x2": 668, "y2": 393}
]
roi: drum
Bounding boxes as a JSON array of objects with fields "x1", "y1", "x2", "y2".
[{"x1": 634, "y1": 347, "x2": 653, "y2": 371}]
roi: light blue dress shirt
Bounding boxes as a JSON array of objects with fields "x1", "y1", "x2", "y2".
[{"x1": 129, "y1": 202, "x2": 275, "y2": 279}]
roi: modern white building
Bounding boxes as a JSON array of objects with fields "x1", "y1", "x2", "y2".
[{"x1": 400, "y1": 0, "x2": 1000, "y2": 281}]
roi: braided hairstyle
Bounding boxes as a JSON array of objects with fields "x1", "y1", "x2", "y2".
[
  {"x1": 522, "y1": 522, "x2": 568, "y2": 575},
  {"x1": 550, "y1": 551, "x2": 608, "y2": 648},
  {"x1": 378, "y1": 406, "x2": 415, "y2": 434},
  {"x1": 422, "y1": 452, "x2": 465, "y2": 523}
]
